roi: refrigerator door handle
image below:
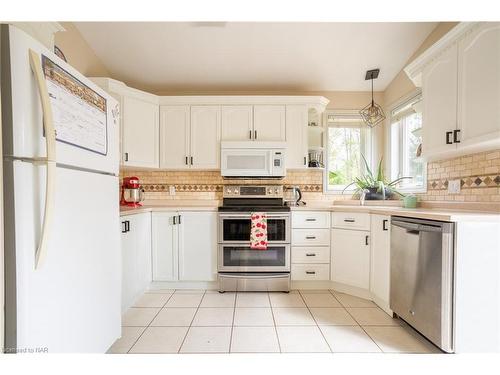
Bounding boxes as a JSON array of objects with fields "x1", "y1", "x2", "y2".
[{"x1": 29, "y1": 49, "x2": 57, "y2": 269}]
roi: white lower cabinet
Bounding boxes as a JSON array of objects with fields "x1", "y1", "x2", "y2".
[
  {"x1": 151, "y1": 212, "x2": 179, "y2": 281},
  {"x1": 370, "y1": 215, "x2": 391, "y2": 312},
  {"x1": 178, "y1": 211, "x2": 217, "y2": 281},
  {"x1": 120, "y1": 213, "x2": 152, "y2": 312},
  {"x1": 152, "y1": 211, "x2": 217, "y2": 282},
  {"x1": 291, "y1": 211, "x2": 330, "y2": 281},
  {"x1": 331, "y1": 228, "x2": 370, "y2": 289}
]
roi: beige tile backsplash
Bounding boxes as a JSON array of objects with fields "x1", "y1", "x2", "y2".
[
  {"x1": 119, "y1": 170, "x2": 327, "y2": 201},
  {"x1": 418, "y1": 149, "x2": 500, "y2": 203},
  {"x1": 120, "y1": 149, "x2": 500, "y2": 205}
]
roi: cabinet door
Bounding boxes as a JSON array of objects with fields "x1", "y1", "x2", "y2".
[
  {"x1": 285, "y1": 105, "x2": 308, "y2": 168},
  {"x1": 121, "y1": 217, "x2": 137, "y2": 312},
  {"x1": 253, "y1": 105, "x2": 286, "y2": 141},
  {"x1": 159, "y1": 106, "x2": 190, "y2": 169},
  {"x1": 221, "y1": 105, "x2": 253, "y2": 141},
  {"x1": 122, "y1": 96, "x2": 159, "y2": 168},
  {"x1": 151, "y1": 212, "x2": 178, "y2": 281},
  {"x1": 178, "y1": 211, "x2": 217, "y2": 281},
  {"x1": 134, "y1": 213, "x2": 152, "y2": 293},
  {"x1": 331, "y1": 229, "x2": 370, "y2": 289},
  {"x1": 190, "y1": 106, "x2": 221, "y2": 169},
  {"x1": 370, "y1": 215, "x2": 391, "y2": 310},
  {"x1": 421, "y1": 44, "x2": 458, "y2": 158},
  {"x1": 458, "y1": 23, "x2": 500, "y2": 150}
]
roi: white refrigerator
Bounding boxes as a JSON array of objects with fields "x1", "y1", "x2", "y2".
[{"x1": 1, "y1": 25, "x2": 121, "y2": 353}]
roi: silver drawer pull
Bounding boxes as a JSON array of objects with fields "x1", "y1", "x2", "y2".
[
  {"x1": 305, "y1": 253, "x2": 316, "y2": 257},
  {"x1": 305, "y1": 218, "x2": 317, "y2": 222},
  {"x1": 305, "y1": 236, "x2": 316, "y2": 239},
  {"x1": 344, "y1": 218, "x2": 356, "y2": 223},
  {"x1": 305, "y1": 271, "x2": 316, "y2": 275}
]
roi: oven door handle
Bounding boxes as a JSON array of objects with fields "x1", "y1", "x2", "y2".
[{"x1": 217, "y1": 273, "x2": 289, "y2": 279}]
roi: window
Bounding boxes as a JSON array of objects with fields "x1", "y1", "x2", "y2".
[
  {"x1": 325, "y1": 111, "x2": 371, "y2": 192},
  {"x1": 390, "y1": 93, "x2": 426, "y2": 192}
]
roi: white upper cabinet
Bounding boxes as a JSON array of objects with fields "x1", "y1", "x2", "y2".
[
  {"x1": 285, "y1": 105, "x2": 309, "y2": 168},
  {"x1": 221, "y1": 105, "x2": 253, "y2": 141},
  {"x1": 190, "y1": 106, "x2": 221, "y2": 169},
  {"x1": 122, "y1": 96, "x2": 160, "y2": 168},
  {"x1": 159, "y1": 105, "x2": 190, "y2": 169},
  {"x1": 421, "y1": 44, "x2": 458, "y2": 157},
  {"x1": 178, "y1": 211, "x2": 217, "y2": 281},
  {"x1": 457, "y1": 23, "x2": 500, "y2": 150},
  {"x1": 253, "y1": 105, "x2": 286, "y2": 141},
  {"x1": 89, "y1": 78, "x2": 160, "y2": 169},
  {"x1": 405, "y1": 22, "x2": 500, "y2": 161}
]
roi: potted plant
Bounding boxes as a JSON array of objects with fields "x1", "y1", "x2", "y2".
[{"x1": 342, "y1": 155, "x2": 410, "y2": 200}]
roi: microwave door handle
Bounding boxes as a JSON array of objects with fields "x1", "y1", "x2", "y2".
[{"x1": 29, "y1": 49, "x2": 57, "y2": 269}]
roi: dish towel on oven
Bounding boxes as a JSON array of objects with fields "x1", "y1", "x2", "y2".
[{"x1": 250, "y1": 212, "x2": 268, "y2": 250}]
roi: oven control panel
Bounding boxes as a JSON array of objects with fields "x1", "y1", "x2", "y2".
[{"x1": 223, "y1": 185, "x2": 283, "y2": 198}]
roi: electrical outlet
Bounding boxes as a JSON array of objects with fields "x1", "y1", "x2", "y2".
[
  {"x1": 169, "y1": 185, "x2": 176, "y2": 196},
  {"x1": 448, "y1": 179, "x2": 461, "y2": 194}
]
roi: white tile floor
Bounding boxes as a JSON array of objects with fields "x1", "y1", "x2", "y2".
[{"x1": 108, "y1": 289, "x2": 441, "y2": 354}]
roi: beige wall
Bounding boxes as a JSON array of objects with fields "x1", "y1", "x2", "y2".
[
  {"x1": 54, "y1": 22, "x2": 109, "y2": 77},
  {"x1": 383, "y1": 22, "x2": 458, "y2": 108}
]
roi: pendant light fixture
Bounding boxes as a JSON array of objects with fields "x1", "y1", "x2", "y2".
[{"x1": 359, "y1": 69, "x2": 386, "y2": 128}]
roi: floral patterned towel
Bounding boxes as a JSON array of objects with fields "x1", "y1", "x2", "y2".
[{"x1": 250, "y1": 212, "x2": 268, "y2": 250}]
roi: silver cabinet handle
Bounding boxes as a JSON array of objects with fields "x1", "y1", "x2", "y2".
[
  {"x1": 304, "y1": 156, "x2": 307, "y2": 166},
  {"x1": 185, "y1": 156, "x2": 188, "y2": 165},
  {"x1": 124, "y1": 152, "x2": 129, "y2": 162},
  {"x1": 365, "y1": 235, "x2": 369, "y2": 246},
  {"x1": 190, "y1": 156, "x2": 193, "y2": 165},
  {"x1": 249, "y1": 130, "x2": 252, "y2": 139},
  {"x1": 254, "y1": 130, "x2": 257, "y2": 139},
  {"x1": 305, "y1": 253, "x2": 316, "y2": 257},
  {"x1": 344, "y1": 218, "x2": 355, "y2": 223},
  {"x1": 173, "y1": 216, "x2": 177, "y2": 225},
  {"x1": 178, "y1": 215, "x2": 181, "y2": 224},
  {"x1": 305, "y1": 218, "x2": 317, "y2": 222},
  {"x1": 305, "y1": 236, "x2": 316, "y2": 239},
  {"x1": 305, "y1": 271, "x2": 316, "y2": 275}
]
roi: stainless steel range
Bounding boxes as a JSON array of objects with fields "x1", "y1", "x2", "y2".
[{"x1": 218, "y1": 185, "x2": 291, "y2": 292}]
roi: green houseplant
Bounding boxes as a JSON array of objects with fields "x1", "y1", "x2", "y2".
[{"x1": 342, "y1": 155, "x2": 410, "y2": 200}]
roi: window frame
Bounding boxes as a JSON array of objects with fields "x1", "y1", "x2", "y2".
[
  {"x1": 387, "y1": 90, "x2": 427, "y2": 194},
  {"x1": 323, "y1": 110, "x2": 372, "y2": 194}
]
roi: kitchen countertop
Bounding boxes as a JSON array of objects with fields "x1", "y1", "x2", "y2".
[{"x1": 120, "y1": 200, "x2": 500, "y2": 222}]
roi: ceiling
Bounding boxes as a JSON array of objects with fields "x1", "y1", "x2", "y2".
[{"x1": 74, "y1": 22, "x2": 437, "y2": 92}]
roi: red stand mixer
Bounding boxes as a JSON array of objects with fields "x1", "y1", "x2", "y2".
[{"x1": 120, "y1": 176, "x2": 145, "y2": 207}]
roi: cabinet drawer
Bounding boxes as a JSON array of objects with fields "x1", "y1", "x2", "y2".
[
  {"x1": 292, "y1": 229, "x2": 330, "y2": 246},
  {"x1": 292, "y1": 211, "x2": 330, "y2": 229},
  {"x1": 292, "y1": 246, "x2": 330, "y2": 263},
  {"x1": 332, "y1": 212, "x2": 370, "y2": 231},
  {"x1": 291, "y1": 264, "x2": 330, "y2": 281}
]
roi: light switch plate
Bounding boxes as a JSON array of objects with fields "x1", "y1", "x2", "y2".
[
  {"x1": 169, "y1": 185, "x2": 176, "y2": 196},
  {"x1": 448, "y1": 179, "x2": 461, "y2": 194}
]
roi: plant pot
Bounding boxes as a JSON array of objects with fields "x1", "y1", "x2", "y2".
[{"x1": 365, "y1": 187, "x2": 393, "y2": 200}]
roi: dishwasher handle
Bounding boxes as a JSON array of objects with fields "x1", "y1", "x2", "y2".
[{"x1": 392, "y1": 219, "x2": 446, "y2": 233}]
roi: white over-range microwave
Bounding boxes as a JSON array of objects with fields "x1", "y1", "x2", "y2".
[{"x1": 220, "y1": 141, "x2": 286, "y2": 178}]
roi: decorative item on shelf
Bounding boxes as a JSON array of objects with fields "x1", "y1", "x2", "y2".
[
  {"x1": 359, "y1": 69, "x2": 386, "y2": 128},
  {"x1": 342, "y1": 155, "x2": 411, "y2": 200},
  {"x1": 308, "y1": 148, "x2": 324, "y2": 168},
  {"x1": 416, "y1": 143, "x2": 422, "y2": 158}
]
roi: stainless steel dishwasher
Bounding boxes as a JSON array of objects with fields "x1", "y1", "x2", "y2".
[{"x1": 390, "y1": 216, "x2": 455, "y2": 353}]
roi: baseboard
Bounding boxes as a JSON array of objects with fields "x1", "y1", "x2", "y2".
[{"x1": 149, "y1": 281, "x2": 219, "y2": 290}]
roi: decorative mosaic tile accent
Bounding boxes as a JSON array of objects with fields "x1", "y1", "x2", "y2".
[
  {"x1": 427, "y1": 175, "x2": 500, "y2": 190},
  {"x1": 418, "y1": 149, "x2": 500, "y2": 203}
]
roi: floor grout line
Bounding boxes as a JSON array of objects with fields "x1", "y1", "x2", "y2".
[
  {"x1": 177, "y1": 289, "x2": 206, "y2": 353},
  {"x1": 126, "y1": 292, "x2": 175, "y2": 353},
  {"x1": 268, "y1": 292, "x2": 282, "y2": 354},
  {"x1": 298, "y1": 290, "x2": 333, "y2": 353},
  {"x1": 228, "y1": 293, "x2": 237, "y2": 353}
]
